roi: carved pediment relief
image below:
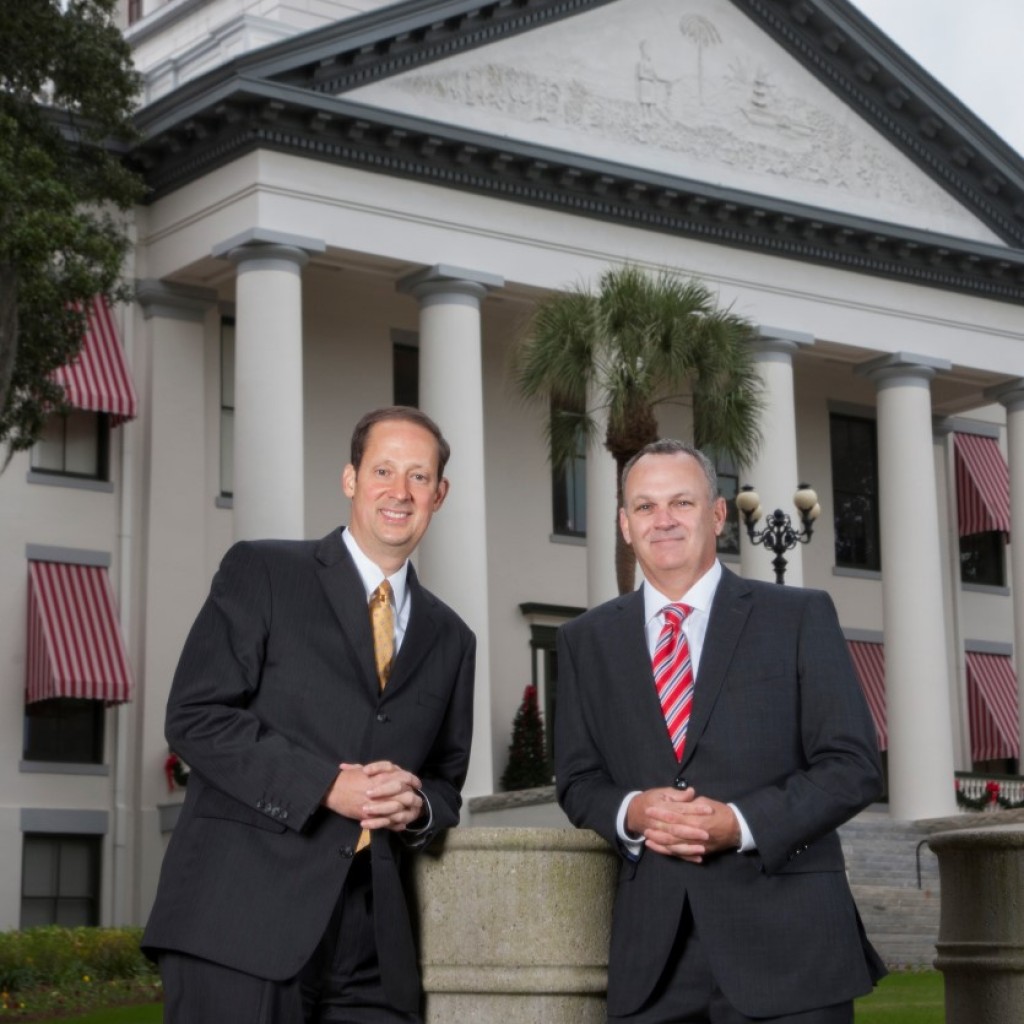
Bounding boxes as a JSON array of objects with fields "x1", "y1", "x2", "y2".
[{"x1": 347, "y1": 0, "x2": 1000, "y2": 244}]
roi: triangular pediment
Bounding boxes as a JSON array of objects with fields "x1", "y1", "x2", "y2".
[{"x1": 345, "y1": 0, "x2": 997, "y2": 244}]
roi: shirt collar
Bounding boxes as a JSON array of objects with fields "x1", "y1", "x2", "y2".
[
  {"x1": 642, "y1": 559, "x2": 722, "y2": 625},
  {"x1": 341, "y1": 527, "x2": 409, "y2": 615}
]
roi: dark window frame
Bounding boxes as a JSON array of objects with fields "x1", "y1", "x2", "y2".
[
  {"x1": 30, "y1": 411, "x2": 110, "y2": 481},
  {"x1": 23, "y1": 698, "x2": 105, "y2": 765},
  {"x1": 393, "y1": 341, "x2": 419, "y2": 408},
  {"x1": 830, "y1": 413, "x2": 882, "y2": 571},
  {"x1": 959, "y1": 530, "x2": 1007, "y2": 587},
  {"x1": 220, "y1": 317, "x2": 235, "y2": 498},
  {"x1": 21, "y1": 833, "x2": 101, "y2": 928},
  {"x1": 551, "y1": 399, "x2": 587, "y2": 538}
]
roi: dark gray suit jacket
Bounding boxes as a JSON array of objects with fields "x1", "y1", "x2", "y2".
[
  {"x1": 142, "y1": 529, "x2": 475, "y2": 1012},
  {"x1": 555, "y1": 566, "x2": 884, "y2": 1018}
]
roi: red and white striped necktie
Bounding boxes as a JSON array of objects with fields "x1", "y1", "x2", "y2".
[{"x1": 652, "y1": 604, "x2": 694, "y2": 760}]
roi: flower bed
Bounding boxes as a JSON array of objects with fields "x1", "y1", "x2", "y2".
[{"x1": 0, "y1": 928, "x2": 160, "y2": 1019}]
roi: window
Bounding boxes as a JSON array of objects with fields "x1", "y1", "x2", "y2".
[
  {"x1": 519, "y1": 603, "x2": 585, "y2": 770},
  {"x1": 21, "y1": 834, "x2": 101, "y2": 928},
  {"x1": 960, "y1": 532, "x2": 1006, "y2": 587},
  {"x1": 393, "y1": 342, "x2": 419, "y2": 408},
  {"x1": 551, "y1": 400, "x2": 586, "y2": 537},
  {"x1": 31, "y1": 411, "x2": 109, "y2": 480},
  {"x1": 220, "y1": 318, "x2": 235, "y2": 498},
  {"x1": 529, "y1": 625, "x2": 559, "y2": 766},
  {"x1": 830, "y1": 414, "x2": 881, "y2": 571},
  {"x1": 715, "y1": 457, "x2": 740, "y2": 557},
  {"x1": 24, "y1": 699, "x2": 105, "y2": 765},
  {"x1": 552, "y1": 443, "x2": 587, "y2": 537}
]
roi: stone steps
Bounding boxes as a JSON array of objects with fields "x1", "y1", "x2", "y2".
[
  {"x1": 838, "y1": 807, "x2": 1024, "y2": 968},
  {"x1": 850, "y1": 883, "x2": 940, "y2": 969}
]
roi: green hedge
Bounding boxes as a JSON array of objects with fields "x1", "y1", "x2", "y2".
[{"x1": 0, "y1": 927, "x2": 160, "y2": 1016}]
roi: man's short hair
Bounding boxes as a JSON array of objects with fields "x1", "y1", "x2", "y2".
[
  {"x1": 350, "y1": 406, "x2": 451, "y2": 478},
  {"x1": 620, "y1": 440, "x2": 719, "y2": 504}
]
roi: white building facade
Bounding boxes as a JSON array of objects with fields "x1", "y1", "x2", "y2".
[{"x1": 2, "y1": 0, "x2": 1024, "y2": 930}]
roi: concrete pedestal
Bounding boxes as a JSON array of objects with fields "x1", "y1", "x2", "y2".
[
  {"x1": 412, "y1": 827, "x2": 617, "y2": 1023},
  {"x1": 930, "y1": 823, "x2": 1024, "y2": 1023}
]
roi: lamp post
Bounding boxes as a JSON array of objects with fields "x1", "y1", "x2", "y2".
[{"x1": 735, "y1": 483, "x2": 821, "y2": 585}]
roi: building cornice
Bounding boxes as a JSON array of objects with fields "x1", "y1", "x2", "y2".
[
  {"x1": 129, "y1": 82, "x2": 1024, "y2": 304},
  {"x1": 127, "y1": 0, "x2": 1024, "y2": 303}
]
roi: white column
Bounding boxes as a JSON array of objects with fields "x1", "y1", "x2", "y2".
[
  {"x1": 991, "y1": 381, "x2": 1024, "y2": 761},
  {"x1": 213, "y1": 230, "x2": 325, "y2": 541},
  {"x1": 135, "y1": 281, "x2": 218, "y2": 916},
  {"x1": 859, "y1": 353, "x2": 957, "y2": 821},
  {"x1": 585, "y1": 385, "x2": 619, "y2": 606},
  {"x1": 397, "y1": 265, "x2": 503, "y2": 799},
  {"x1": 739, "y1": 328, "x2": 813, "y2": 585}
]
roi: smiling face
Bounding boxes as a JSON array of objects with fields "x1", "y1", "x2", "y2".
[
  {"x1": 342, "y1": 418, "x2": 449, "y2": 573},
  {"x1": 619, "y1": 451, "x2": 726, "y2": 599}
]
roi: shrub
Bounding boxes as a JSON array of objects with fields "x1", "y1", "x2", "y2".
[{"x1": 0, "y1": 927, "x2": 160, "y2": 1017}]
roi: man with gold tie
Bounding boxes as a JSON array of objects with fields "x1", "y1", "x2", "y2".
[{"x1": 143, "y1": 407, "x2": 476, "y2": 1023}]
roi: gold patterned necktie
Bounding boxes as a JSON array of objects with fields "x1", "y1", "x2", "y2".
[
  {"x1": 370, "y1": 579, "x2": 395, "y2": 689},
  {"x1": 357, "y1": 580, "x2": 394, "y2": 853}
]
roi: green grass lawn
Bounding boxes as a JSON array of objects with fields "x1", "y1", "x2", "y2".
[
  {"x1": 32, "y1": 1006, "x2": 162, "y2": 1024},
  {"x1": 855, "y1": 971, "x2": 944, "y2": 1023},
  {"x1": 25, "y1": 973, "x2": 943, "y2": 1023}
]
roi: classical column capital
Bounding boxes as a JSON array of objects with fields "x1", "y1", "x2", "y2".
[
  {"x1": 855, "y1": 351, "x2": 951, "y2": 389},
  {"x1": 397, "y1": 264, "x2": 504, "y2": 308},
  {"x1": 986, "y1": 378, "x2": 1024, "y2": 413},
  {"x1": 135, "y1": 279, "x2": 218, "y2": 322},
  {"x1": 751, "y1": 326, "x2": 814, "y2": 360},
  {"x1": 212, "y1": 229, "x2": 326, "y2": 274}
]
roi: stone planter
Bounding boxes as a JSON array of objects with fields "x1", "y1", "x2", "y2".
[
  {"x1": 930, "y1": 823, "x2": 1024, "y2": 1024},
  {"x1": 412, "y1": 826, "x2": 617, "y2": 1023}
]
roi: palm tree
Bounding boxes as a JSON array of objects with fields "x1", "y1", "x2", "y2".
[
  {"x1": 514, "y1": 265, "x2": 763, "y2": 594},
  {"x1": 680, "y1": 13, "x2": 722, "y2": 105}
]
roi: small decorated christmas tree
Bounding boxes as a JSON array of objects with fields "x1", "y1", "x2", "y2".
[{"x1": 501, "y1": 684, "x2": 551, "y2": 790}]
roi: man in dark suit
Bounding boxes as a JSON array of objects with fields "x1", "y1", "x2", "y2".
[
  {"x1": 143, "y1": 406, "x2": 475, "y2": 1023},
  {"x1": 555, "y1": 439, "x2": 885, "y2": 1024}
]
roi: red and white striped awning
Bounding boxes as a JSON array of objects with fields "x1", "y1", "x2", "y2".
[
  {"x1": 26, "y1": 561, "x2": 133, "y2": 705},
  {"x1": 847, "y1": 640, "x2": 887, "y2": 752},
  {"x1": 954, "y1": 433, "x2": 1010, "y2": 538},
  {"x1": 966, "y1": 651, "x2": 1019, "y2": 762},
  {"x1": 51, "y1": 296, "x2": 137, "y2": 426}
]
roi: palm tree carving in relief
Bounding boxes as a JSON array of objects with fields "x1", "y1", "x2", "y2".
[
  {"x1": 680, "y1": 13, "x2": 722, "y2": 105},
  {"x1": 514, "y1": 265, "x2": 763, "y2": 595}
]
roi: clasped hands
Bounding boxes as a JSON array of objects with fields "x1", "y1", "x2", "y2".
[
  {"x1": 323, "y1": 760, "x2": 424, "y2": 833},
  {"x1": 626, "y1": 787, "x2": 741, "y2": 863}
]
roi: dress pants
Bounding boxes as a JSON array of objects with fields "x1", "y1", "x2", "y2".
[
  {"x1": 159, "y1": 853, "x2": 420, "y2": 1024},
  {"x1": 607, "y1": 903, "x2": 854, "y2": 1024}
]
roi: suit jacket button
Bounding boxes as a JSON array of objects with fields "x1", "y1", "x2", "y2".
[
  {"x1": 256, "y1": 800, "x2": 264, "y2": 811},
  {"x1": 340, "y1": 846, "x2": 354, "y2": 859},
  {"x1": 376, "y1": 712, "x2": 389, "y2": 723},
  {"x1": 280, "y1": 809, "x2": 288, "y2": 820}
]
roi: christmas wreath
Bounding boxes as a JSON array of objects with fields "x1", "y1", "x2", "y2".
[
  {"x1": 954, "y1": 778, "x2": 1024, "y2": 811},
  {"x1": 164, "y1": 752, "x2": 190, "y2": 792}
]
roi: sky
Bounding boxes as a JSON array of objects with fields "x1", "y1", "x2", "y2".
[{"x1": 850, "y1": 0, "x2": 1023, "y2": 158}]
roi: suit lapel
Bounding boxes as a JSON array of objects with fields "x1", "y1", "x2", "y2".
[
  {"x1": 680, "y1": 567, "x2": 752, "y2": 772},
  {"x1": 385, "y1": 563, "x2": 437, "y2": 698},
  {"x1": 615, "y1": 589, "x2": 681, "y2": 769},
  {"x1": 315, "y1": 529, "x2": 380, "y2": 700}
]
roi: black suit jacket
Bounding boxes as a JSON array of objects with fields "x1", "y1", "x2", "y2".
[
  {"x1": 555, "y1": 566, "x2": 885, "y2": 1018},
  {"x1": 142, "y1": 529, "x2": 475, "y2": 1011}
]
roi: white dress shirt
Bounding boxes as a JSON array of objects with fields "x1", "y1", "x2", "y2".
[
  {"x1": 616, "y1": 560, "x2": 755, "y2": 855},
  {"x1": 341, "y1": 527, "x2": 431, "y2": 831}
]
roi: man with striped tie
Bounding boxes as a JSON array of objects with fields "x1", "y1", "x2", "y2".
[{"x1": 555, "y1": 439, "x2": 885, "y2": 1024}]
